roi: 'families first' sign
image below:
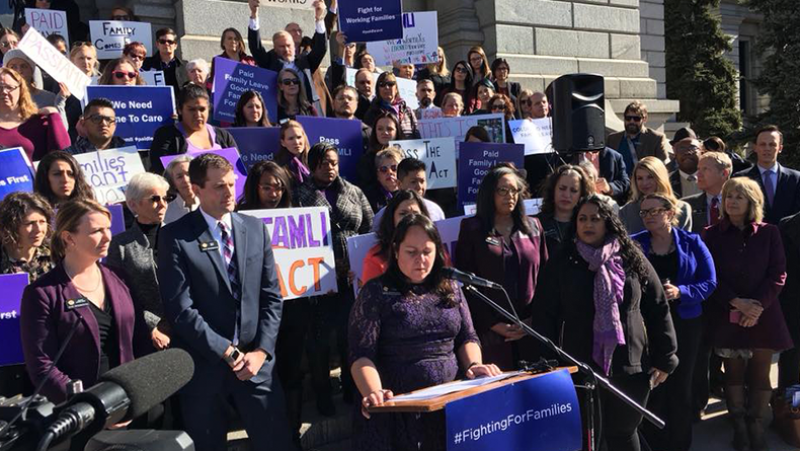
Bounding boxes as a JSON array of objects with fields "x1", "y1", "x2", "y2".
[
  {"x1": 85, "y1": 85, "x2": 176, "y2": 150},
  {"x1": 0, "y1": 273, "x2": 29, "y2": 366},
  {"x1": 89, "y1": 20, "x2": 153, "y2": 60},
  {"x1": 389, "y1": 137, "x2": 456, "y2": 189},
  {"x1": 212, "y1": 57, "x2": 278, "y2": 124},
  {"x1": 338, "y1": 0, "x2": 403, "y2": 43},
  {"x1": 367, "y1": 12, "x2": 438, "y2": 66},
  {"x1": 26, "y1": 8, "x2": 69, "y2": 46},
  {"x1": 457, "y1": 142, "x2": 524, "y2": 207},
  {"x1": 0, "y1": 148, "x2": 34, "y2": 201},
  {"x1": 242, "y1": 207, "x2": 337, "y2": 299},
  {"x1": 74, "y1": 146, "x2": 146, "y2": 205},
  {"x1": 18, "y1": 28, "x2": 91, "y2": 101}
]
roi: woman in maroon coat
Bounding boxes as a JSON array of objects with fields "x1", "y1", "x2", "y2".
[
  {"x1": 20, "y1": 200, "x2": 150, "y2": 405},
  {"x1": 455, "y1": 164, "x2": 547, "y2": 370},
  {"x1": 703, "y1": 177, "x2": 790, "y2": 451}
]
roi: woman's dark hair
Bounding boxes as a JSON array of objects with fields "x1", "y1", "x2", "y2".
[
  {"x1": 449, "y1": 60, "x2": 474, "y2": 88},
  {"x1": 704, "y1": 136, "x2": 726, "y2": 153},
  {"x1": 233, "y1": 90, "x2": 272, "y2": 127},
  {"x1": 368, "y1": 111, "x2": 403, "y2": 153},
  {"x1": 307, "y1": 142, "x2": 338, "y2": 173},
  {"x1": 34, "y1": 151, "x2": 95, "y2": 207},
  {"x1": 275, "y1": 120, "x2": 310, "y2": 167},
  {"x1": 354, "y1": 50, "x2": 373, "y2": 70},
  {"x1": 220, "y1": 27, "x2": 247, "y2": 58},
  {"x1": 475, "y1": 164, "x2": 533, "y2": 236},
  {"x1": 382, "y1": 213, "x2": 456, "y2": 306},
  {"x1": 0, "y1": 191, "x2": 53, "y2": 249},
  {"x1": 490, "y1": 58, "x2": 510, "y2": 76},
  {"x1": 466, "y1": 46, "x2": 491, "y2": 79},
  {"x1": 177, "y1": 83, "x2": 210, "y2": 109},
  {"x1": 46, "y1": 34, "x2": 66, "y2": 49},
  {"x1": 377, "y1": 190, "x2": 430, "y2": 257},
  {"x1": 237, "y1": 161, "x2": 292, "y2": 210},
  {"x1": 539, "y1": 165, "x2": 594, "y2": 216},
  {"x1": 464, "y1": 125, "x2": 490, "y2": 143},
  {"x1": 570, "y1": 195, "x2": 650, "y2": 282}
]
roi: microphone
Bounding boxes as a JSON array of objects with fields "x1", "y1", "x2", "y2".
[
  {"x1": 442, "y1": 267, "x2": 503, "y2": 290},
  {"x1": 37, "y1": 348, "x2": 194, "y2": 450}
]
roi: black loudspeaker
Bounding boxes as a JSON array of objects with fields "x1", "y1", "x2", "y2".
[{"x1": 552, "y1": 73, "x2": 605, "y2": 152}]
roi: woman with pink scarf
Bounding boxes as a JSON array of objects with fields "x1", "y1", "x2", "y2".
[{"x1": 532, "y1": 195, "x2": 678, "y2": 451}]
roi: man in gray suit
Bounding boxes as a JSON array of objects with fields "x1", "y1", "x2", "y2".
[
  {"x1": 158, "y1": 154, "x2": 293, "y2": 451},
  {"x1": 606, "y1": 100, "x2": 672, "y2": 175}
]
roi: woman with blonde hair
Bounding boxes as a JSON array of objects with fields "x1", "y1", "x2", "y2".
[
  {"x1": 0, "y1": 67, "x2": 70, "y2": 161},
  {"x1": 466, "y1": 46, "x2": 491, "y2": 85},
  {"x1": 619, "y1": 156, "x2": 692, "y2": 234},
  {"x1": 275, "y1": 119, "x2": 311, "y2": 185},
  {"x1": 704, "y1": 177, "x2": 790, "y2": 451}
]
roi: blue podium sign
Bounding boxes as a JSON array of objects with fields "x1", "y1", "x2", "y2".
[{"x1": 445, "y1": 369, "x2": 582, "y2": 451}]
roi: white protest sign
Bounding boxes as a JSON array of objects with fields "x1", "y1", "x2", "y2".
[
  {"x1": 419, "y1": 113, "x2": 506, "y2": 143},
  {"x1": 73, "y1": 146, "x2": 145, "y2": 205},
  {"x1": 260, "y1": 0, "x2": 314, "y2": 10},
  {"x1": 25, "y1": 9, "x2": 69, "y2": 46},
  {"x1": 509, "y1": 118, "x2": 553, "y2": 155},
  {"x1": 18, "y1": 28, "x2": 91, "y2": 101},
  {"x1": 389, "y1": 137, "x2": 456, "y2": 189},
  {"x1": 345, "y1": 67, "x2": 418, "y2": 110},
  {"x1": 241, "y1": 207, "x2": 337, "y2": 300},
  {"x1": 89, "y1": 20, "x2": 153, "y2": 60},
  {"x1": 463, "y1": 199, "x2": 543, "y2": 216},
  {"x1": 347, "y1": 232, "x2": 377, "y2": 298},
  {"x1": 140, "y1": 71, "x2": 166, "y2": 86},
  {"x1": 367, "y1": 12, "x2": 439, "y2": 66}
]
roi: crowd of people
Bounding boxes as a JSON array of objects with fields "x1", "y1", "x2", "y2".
[{"x1": 0, "y1": 1, "x2": 798, "y2": 451}]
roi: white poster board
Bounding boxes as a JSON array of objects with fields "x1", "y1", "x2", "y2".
[
  {"x1": 366, "y1": 12, "x2": 439, "y2": 66},
  {"x1": 25, "y1": 8, "x2": 69, "y2": 47},
  {"x1": 418, "y1": 113, "x2": 506, "y2": 144},
  {"x1": 140, "y1": 71, "x2": 166, "y2": 86},
  {"x1": 389, "y1": 137, "x2": 457, "y2": 189},
  {"x1": 509, "y1": 118, "x2": 554, "y2": 155},
  {"x1": 73, "y1": 146, "x2": 146, "y2": 204},
  {"x1": 18, "y1": 28, "x2": 91, "y2": 101},
  {"x1": 260, "y1": 0, "x2": 315, "y2": 10},
  {"x1": 89, "y1": 20, "x2": 153, "y2": 60}
]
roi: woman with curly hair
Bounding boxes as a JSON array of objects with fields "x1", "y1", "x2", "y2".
[
  {"x1": 536, "y1": 164, "x2": 594, "y2": 255},
  {"x1": 532, "y1": 194, "x2": 678, "y2": 451}
]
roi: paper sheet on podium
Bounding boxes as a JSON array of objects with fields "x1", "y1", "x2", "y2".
[{"x1": 391, "y1": 371, "x2": 525, "y2": 402}]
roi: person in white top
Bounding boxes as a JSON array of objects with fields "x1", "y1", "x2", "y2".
[{"x1": 163, "y1": 155, "x2": 199, "y2": 225}]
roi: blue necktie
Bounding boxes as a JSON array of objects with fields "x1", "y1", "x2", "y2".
[{"x1": 763, "y1": 170, "x2": 776, "y2": 206}]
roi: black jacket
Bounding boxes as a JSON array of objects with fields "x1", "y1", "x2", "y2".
[
  {"x1": 733, "y1": 163, "x2": 800, "y2": 224},
  {"x1": 571, "y1": 147, "x2": 631, "y2": 203},
  {"x1": 148, "y1": 124, "x2": 238, "y2": 174},
  {"x1": 779, "y1": 212, "x2": 800, "y2": 345},
  {"x1": 531, "y1": 245, "x2": 679, "y2": 376}
]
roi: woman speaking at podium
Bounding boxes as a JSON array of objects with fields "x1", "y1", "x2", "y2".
[
  {"x1": 348, "y1": 214, "x2": 501, "y2": 450},
  {"x1": 532, "y1": 195, "x2": 678, "y2": 451}
]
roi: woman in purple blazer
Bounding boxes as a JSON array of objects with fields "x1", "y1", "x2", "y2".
[
  {"x1": 703, "y1": 178, "x2": 790, "y2": 451},
  {"x1": 455, "y1": 164, "x2": 548, "y2": 370},
  {"x1": 20, "y1": 200, "x2": 150, "y2": 405}
]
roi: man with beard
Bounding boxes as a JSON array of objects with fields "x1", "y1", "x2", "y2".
[
  {"x1": 669, "y1": 127, "x2": 703, "y2": 198},
  {"x1": 415, "y1": 79, "x2": 441, "y2": 119},
  {"x1": 607, "y1": 100, "x2": 671, "y2": 175},
  {"x1": 331, "y1": 85, "x2": 371, "y2": 153}
]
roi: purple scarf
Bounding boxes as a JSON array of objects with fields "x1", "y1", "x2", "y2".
[
  {"x1": 576, "y1": 238, "x2": 626, "y2": 375},
  {"x1": 290, "y1": 156, "x2": 311, "y2": 184}
]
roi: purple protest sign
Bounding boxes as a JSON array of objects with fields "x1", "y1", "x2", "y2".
[
  {"x1": 161, "y1": 147, "x2": 248, "y2": 201},
  {"x1": 212, "y1": 57, "x2": 278, "y2": 124},
  {"x1": 0, "y1": 273, "x2": 30, "y2": 366},
  {"x1": 225, "y1": 127, "x2": 281, "y2": 170},
  {"x1": 108, "y1": 203, "x2": 126, "y2": 236},
  {"x1": 457, "y1": 142, "x2": 524, "y2": 208},
  {"x1": 296, "y1": 117, "x2": 364, "y2": 183}
]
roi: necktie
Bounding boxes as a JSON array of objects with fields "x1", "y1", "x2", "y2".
[
  {"x1": 687, "y1": 174, "x2": 697, "y2": 182},
  {"x1": 709, "y1": 197, "x2": 720, "y2": 226},
  {"x1": 218, "y1": 222, "x2": 240, "y2": 301},
  {"x1": 763, "y1": 170, "x2": 776, "y2": 206}
]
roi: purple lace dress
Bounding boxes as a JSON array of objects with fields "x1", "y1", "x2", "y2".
[{"x1": 348, "y1": 278, "x2": 480, "y2": 451}]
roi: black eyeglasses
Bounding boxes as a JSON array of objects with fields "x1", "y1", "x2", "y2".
[
  {"x1": 495, "y1": 186, "x2": 521, "y2": 197},
  {"x1": 491, "y1": 104, "x2": 506, "y2": 110},
  {"x1": 158, "y1": 39, "x2": 176, "y2": 46},
  {"x1": 280, "y1": 78, "x2": 299, "y2": 86},
  {"x1": 624, "y1": 115, "x2": 643, "y2": 122},
  {"x1": 378, "y1": 81, "x2": 396, "y2": 88},
  {"x1": 87, "y1": 114, "x2": 116, "y2": 125}
]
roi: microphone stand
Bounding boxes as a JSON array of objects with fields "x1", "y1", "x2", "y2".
[{"x1": 461, "y1": 284, "x2": 665, "y2": 445}]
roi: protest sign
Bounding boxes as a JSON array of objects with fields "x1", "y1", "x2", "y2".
[
  {"x1": 346, "y1": 233, "x2": 377, "y2": 298},
  {"x1": 242, "y1": 207, "x2": 337, "y2": 299},
  {"x1": 85, "y1": 85, "x2": 176, "y2": 150},
  {"x1": 338, "y1": 0, "x2": 403, "y2": 43},
  {"x1": 259, "y1": 0, "x2": 314, "y2": 9},
  {"x1": 140, "y1": 71, "x2": 166, "y2": 86},
  {"x1": 457, "y1": 142, "x2": 524, "y2": 207},
  {"x1": 19, "y1": 28, "x2": 91, "y2": 101},
  {"x1": 345, "y1": 68, "x2": 418, "y2": 110},
  {"x1": 419, "y1": 113, "x2": 506, "y2": 144},
  {"x1": 509, "y1": 118, "x2": 553, "y2": 155},
  {"x1": 389, "y1": 137, "x2": 456, "y2": 189},
  {"x1": 26, "y1": 8, "x2": 68, "y2": 46},
  {"x1": 89, "y1": 20, "x2": 153, "y2": 59},
  {"x1": 212, "y1": 58, "x2": 278, "y2": 124},
  {"x1": 226, "y1": 127, "x2": 281, "y2": 170},
  {"x1": 161, "y1": 147, "x2": 247, "y2": 201},
  {"x1": 0, "y1": 148, "x2": 34, "y2": 201},
  {"x1": 464, "y1": 198, "x2": 543, "y2": 216},
  {"x1": 74, "y1": 146, "x2": 145, "y2": 205},
  {"x1": 108, "y1": 203, "x2": 126, "y2": 236},
  {"x1": 0, "y1": 273, "x2": 29, "y2": 366},
  {"x1": 367, "y1": 12, "x2": 438, "y2": 66},
  {"x1": 296, "y1": 117, "x2": 364, "y2": 182}
]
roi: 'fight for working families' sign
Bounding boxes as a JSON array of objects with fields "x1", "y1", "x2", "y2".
[
  {"x1": 338, "y1": 0, "x2": 403, "y2": 43},
  {"x1": 242, "y1": 207, "x2": 337, "y2": 300},
  {"x1": 73, "y1": 146, "x2": 146, "y2": 205}
]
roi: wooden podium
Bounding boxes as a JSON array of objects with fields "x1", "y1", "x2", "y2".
[{"x1": 368, "y1": 367, "x2": 582, "y2": 451}]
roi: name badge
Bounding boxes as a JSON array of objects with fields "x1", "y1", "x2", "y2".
[
  {"x1": 199, "y1": 241, "x2": 220, "y2": 252},
  {"x1": 485, "y1": 237, "x2": 501, "y2": 246},
  {"x1": 65, "y1": 296, "x2": 90, "y2": 311}
]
